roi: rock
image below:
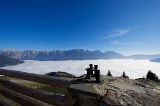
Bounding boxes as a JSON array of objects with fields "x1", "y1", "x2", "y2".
[
  {"x1": 93, "y1": 77, "x2": 160, "y2": 106},
  {"x1": 65, "y1": 76, "x2": 160, "y2": 106},
  {"x1": 66, "y1": 83, "x2": 100, "y2": 106}
]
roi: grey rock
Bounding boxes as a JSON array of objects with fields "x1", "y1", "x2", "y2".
[{"x1": 93, "y1": 77, "x2": 160, "y2": 106}]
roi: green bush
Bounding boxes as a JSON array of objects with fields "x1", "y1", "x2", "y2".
[
  {"x1": 146, "y1": 70, "x2": 159, "y2": 82},
  {"x1": 107, "y1": 70, "x2": 112, "y2": 76},
  {"x1": 122, "y1": 72, "x2": 129, "y2": 79},
  {"x1": 45, "y1": 71, "x2": 76, "y2": 78}
]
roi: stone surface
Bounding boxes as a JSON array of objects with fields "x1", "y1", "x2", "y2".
[
  {"x1": 93, "y1": 76, "x2": 160, "y2": 106},
  {"x1": 67, "y1": 83, "x2": 101, "y2": 106},
  {"x1": 46, "y1": 75, "x2": 160, "y2": 106}
]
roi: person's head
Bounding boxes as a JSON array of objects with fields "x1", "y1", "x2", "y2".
[
  {"x1": 89, "y1": 64, "x2": 93, "y2": 68},
  {"x1": 94, "y1": 65, "x2": 98, "y2": 70}
]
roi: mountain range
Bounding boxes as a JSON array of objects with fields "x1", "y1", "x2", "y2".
[
  {"x1": 1, "y1": 49, "x2": 160, "y2": 61},
  {"x1": 0, "y1": 49, "x2": 125, "y2": 61}
]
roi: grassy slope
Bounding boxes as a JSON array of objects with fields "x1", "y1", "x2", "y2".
[
  {"x1": 0, "y1": 94, "x2": 21, "y2": 106},
  {"x1": 0, "y1": 76, "x2": 68, "y2": 95}
]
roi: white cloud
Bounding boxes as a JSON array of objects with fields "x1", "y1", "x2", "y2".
[
  {"x1": 100, "y1": 28, "x2": 131, "y2": 39},
  {"x1": 2, "y1": 59, "x2": 160, "y2": 79},
  {"x1": 112, "y1": 41, "x2": 129, "y2": 45},
  {"x1": 111, "y1": 41, "x2": 144, "y2": 46},
  {"x1": 133, "y1": 42, "x2": 144, "y2": 45}
]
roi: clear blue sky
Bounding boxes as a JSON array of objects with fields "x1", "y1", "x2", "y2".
[{"x1": 0, "y1": 0, "x2": 160, "y2": 55}]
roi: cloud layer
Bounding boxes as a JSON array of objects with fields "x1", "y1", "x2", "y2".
[{"x1": 2, "y1": 59, "x2": 160, "y2": 79}]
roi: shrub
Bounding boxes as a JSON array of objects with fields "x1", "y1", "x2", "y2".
[
  {"x1": 45, "y1": 71, "x2": 76, "y2": 78},
  {"x1": 107, "y1": 70, "x2": 112, "y2": 76},
  {"x1": 122, "y1": 72, "x2": 129, "y2": 79},
  {"x1": 146, "y1": 70, "x2": 159, "y2": 82}
]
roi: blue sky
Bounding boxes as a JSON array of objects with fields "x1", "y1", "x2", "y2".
[{"x1": 0, "y1": 0, "x2": 160, "y2": 55}]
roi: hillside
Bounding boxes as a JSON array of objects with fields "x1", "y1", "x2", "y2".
[{"x1": 0, "y1": 55, "x2": 24, "y2": 67}]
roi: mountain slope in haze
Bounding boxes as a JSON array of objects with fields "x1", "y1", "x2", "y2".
[
  {"x1": 0, "y1": 49, "x2": 126, "y2": 61},
  {"x1": 128, "y1": 54, "x2": 160, "y2": 59},
  {"x1": 151, "y1": 58, "x2": 160, "y2": 63},
  {"x1": 0, "y1": 55, "x2": 24, "y2": 67}
]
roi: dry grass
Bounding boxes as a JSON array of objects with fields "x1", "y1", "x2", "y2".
[
  {"x1": 0, "y1": 94, "x2": 21, "y2": 106},
  {"x1": 0, "y1": 76, "x2": 67, "y2": 95}
]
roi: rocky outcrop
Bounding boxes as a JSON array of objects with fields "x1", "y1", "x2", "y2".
[
  {"x1": 93, "y1": 77, "x2": 160, "y2": 106},
  {"x1": 66, "y1": 76, "x2": 159, "y2": 106}
]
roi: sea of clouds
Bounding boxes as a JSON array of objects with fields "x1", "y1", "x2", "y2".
[{"x1": 2, "y1": 59, "x2": 160, "y2": 79}]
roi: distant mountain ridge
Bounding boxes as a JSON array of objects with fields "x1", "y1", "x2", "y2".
[
  {"x1": 150, "y1": 58, "x2": 160, "y2": 63},
  {"x1": 1, "y1": 49, "x2": 160, "y2": 61},
  {"x1": 0, "y1": 55, "x2": 24, "y2": 67},
  {"x1": 128, "y1": 54, "x2": 160, "y2": 59},
  {"x1": 0, "y1": 49, "x2": 125, "y2": 61}
]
